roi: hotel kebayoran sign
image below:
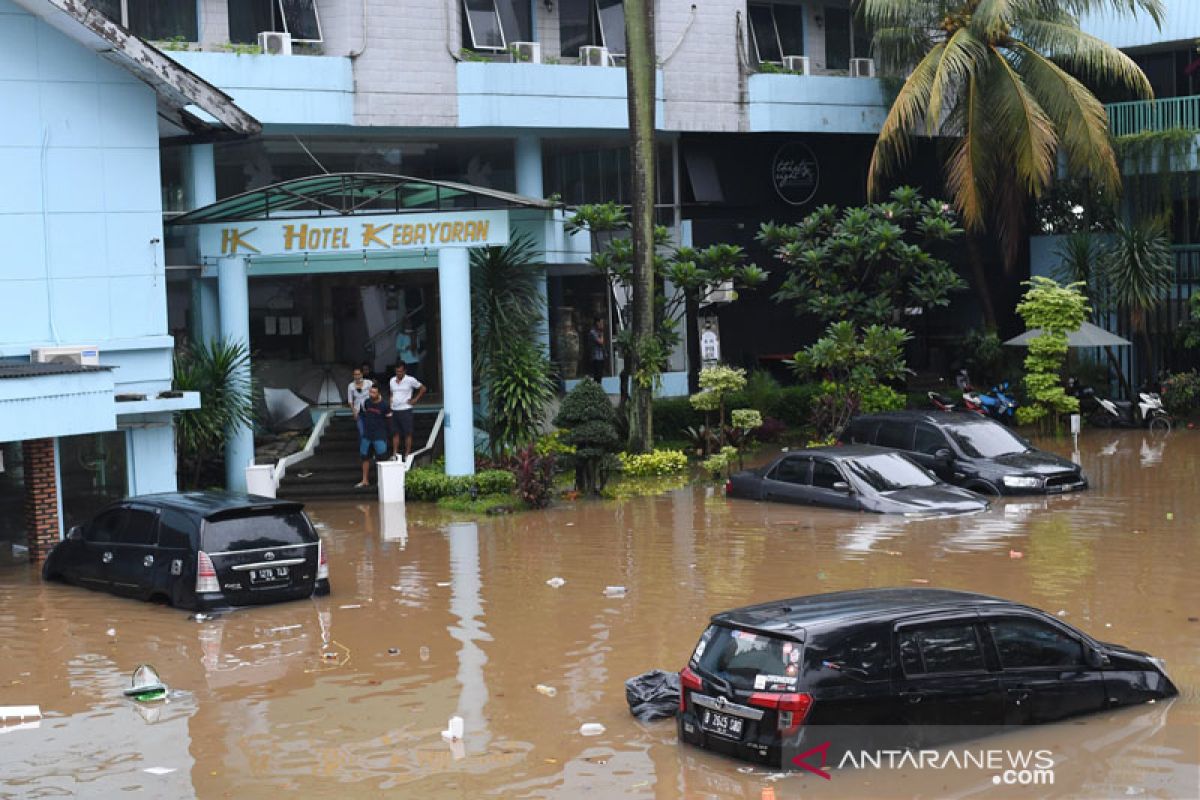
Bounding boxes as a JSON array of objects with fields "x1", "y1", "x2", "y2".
[{"x1": 200, "y1": 210, "x2": 510, "y2": 258}]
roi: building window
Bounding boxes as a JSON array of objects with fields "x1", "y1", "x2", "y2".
[
  {"x1": 823, "y1": 5, "x2": 871, "y2": 71},
  {"x1": 559, "y1": 0, "x2": 625, "y2": 58},
  {"x1": 228, "y1": 0, "x2": 280, "y2": 44},
  {"x1": 748, "y1": 3, "x2": 805, "y2": 64},
  {"x1": 278, "y1": 0, "x2": 323, "y2": 42},
  {"x1": 91, "y1": 0, "x2": 199, "y2": 42},
  {"x1": 59, "y1": 432, "x2": 129, "y2": 531},
  {"x1": 461, "y1": 0, "x2": 533, "y2": 51}
]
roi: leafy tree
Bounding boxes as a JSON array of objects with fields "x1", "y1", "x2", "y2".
[
  {"x1": 470, "y1": 235, "x2": 555, "y2": 458},
  {"x1": 689, "y1": 364, "x2": 747, "y2": 449},
  {"x1": 792, "y1": 322, "x2": 912, "y2": 437},
  {"x1": 554, "y1": 379, "x2": 621, "y2": 495},
  {"x1": 1102, "y1": 221, "x2": 1174, "y2": 380},
  {"x1": 759, "y1": 186, "x2": 964, "y2": 328},
  {"x1": 173, "y1": 339, "x2": 255, "y2": 489},
  {"x1": 1014, "y1": 277, "x2": 1090, "y2": 428},
  {"x1": 861, "y1": 0, "x2": 1159, "y2": 321}
]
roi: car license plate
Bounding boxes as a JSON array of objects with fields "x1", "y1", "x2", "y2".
[
  {"x1": 249, "y1": 566, "x2": 289, "y2": 585},
  {"x1": 700, "y1": 708, "x2": 744, "y2": 740}
]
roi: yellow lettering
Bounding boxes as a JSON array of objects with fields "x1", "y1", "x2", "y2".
[
  {"x1": 476, "y1": 220, "x2": 489, "y2": 241},
  {"x1": 340, "y1": 227, "x2": 350, "y2": 247},
  {"x1": 413, "y1": 224, "x2": 426, "y2": 244},
  {"x1": 426, "y1": 223, "x2": 439, "y2": 243},
  {"x1": 221, "y1": 227, "x2": 260, "y2": 255},
  {"x1": 464, "y1": 221, "x2": 477, "y2": 240},
  {"x1": 307, "y1": 228, "x2": 322, "y2": 249},
  {"x1": 392, "y1": 225, "x2": 404, "y2": 245},
  {"x1": 400, "y1": 225, "x2": 414, "y2": 245},
  {"x1": 450, "y1": 221, "x2": 465, "y2": 242},
  {"x1": 362, "y1": 223, "x2": 391, "y2": 248},
  {"x1": 439, "y1": 224, "x2": 452, "y2": 243},
  {"x1": 282, "y1": 225, "x2": 306, "y2": 250}
]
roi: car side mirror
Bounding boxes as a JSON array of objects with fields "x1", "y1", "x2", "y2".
[
  {"x1": 1085, "y1": 646, "x2": 1109, "y2": 668},
  {"x1": 67, "y1": 526, "x2": 83, "y2": 542},
  {"x1": 832, "y1": 481, "x2": 852, "y2": 493}
]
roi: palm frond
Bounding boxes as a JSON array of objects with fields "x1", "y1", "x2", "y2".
[
  {"x1": 868, "y1": 42, "x2": 946, "y2": 197},
  {"x1": 944, "y1": 74, "x2": 995, "y2": 231},
  {"x1": 926, "y1": 27, "x2": 988, "y2": 134},
  {"x1": 972, "y1": 0, "x2": 1019, "y2": 40},
  {"x1": 1103, "y1": 221, "x2": 1174, "y2": 331},
  {"x1": 1050, "y1": 0, "x2": 1163, "y2": 27},
  {"x1": 988, "y1": 47, "x2": 1058, "y2": 196},
  {"x1": 856, "y1": 0, "x2": 939, "y2": 30},
  {"x1": 1020, "y1": 19, "x2": 1154, "y2": 97},
  {"x1": 872, "y1": 26, "x2": 939, "y2": 74}
]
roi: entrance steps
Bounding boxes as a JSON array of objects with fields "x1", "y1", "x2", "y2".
[{"x1": 276, "y1": 410, "x2": 441, "y2": 500}]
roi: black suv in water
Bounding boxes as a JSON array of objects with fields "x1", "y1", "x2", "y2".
[
  {"x1": 679, "y1": 589, "x2": 1175, "y2": 767},
  {"x1": 840, "y1": 411, "x2": 1087, "y2": 495},
  {"x1": 42, "y1": 492, "x2": 330, "y2": 610}
]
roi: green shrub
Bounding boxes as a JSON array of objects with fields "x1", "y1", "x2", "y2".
[
  {"x1": 653, "y1": 396, "x2": 704, "y2": 439},
  {"x1": 742, "y1": 369, "x2": 783, "y2": 415},
  {"x1": 1162, "y1": 370, "x2": 1200, "y2": 415},
  {"x1": 555, "y1": 379, "x2": 621, "y2": 494},
  {"x1": 618, "y1": 448, "x2": 689, "y2": 477},
  {"x1": 860, "y1": 385, "x2": 906, "y2": 413},
  {"x1": 475, "y1": 469, "x2": 517, "y2": 495},
  {"x1": 774, "y1": 384, "x2": 821, "y2": 427},
  {"x1": 436, "y1": 494, "x2": 514, "y2": 514},
  {"x1": 534, "y1": 429, "x2": 576, "y2": 457},
  {"x1": 405, "y1": 467, "x2": 515, "y2": 502},
  {"x1": 701, "y1": 446, "x2": 739, "y2": 478}
]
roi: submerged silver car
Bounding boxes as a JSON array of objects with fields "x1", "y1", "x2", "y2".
[{"x1": 725, "y1": 446, "x2": 989, "y2": 514}]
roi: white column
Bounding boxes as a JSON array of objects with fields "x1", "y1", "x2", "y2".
[
  {"x1": 218, "y1": 256, "x2": 254, "y2": 491},
  {"x1": 439, "y1": 247, "x2": 475, "y2": 476}
]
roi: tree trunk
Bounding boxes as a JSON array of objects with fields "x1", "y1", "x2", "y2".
[
  {"x1": 685, "y1": 292, "x2": 701, "y2": 394},
  {"x1": 624, "y1": 0, "x2": 656, "y2": 454},
  {"x1": 965, "y1": 235, "x2": 998, "y2": 329}
]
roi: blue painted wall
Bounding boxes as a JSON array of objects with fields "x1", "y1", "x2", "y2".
[{"x1": 748, "y1": 74, "x2": 888, "y2": 134}]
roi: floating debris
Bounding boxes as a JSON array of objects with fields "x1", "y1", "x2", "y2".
[
  {"x1": 123, "y1": 664, "x2": 168, "y2": 703},
  {"x1": 143, "y1": 767, "x2": 176, "y2": 776},
  {"x1": 579, "y1": 722, "x2": 605, "y2": 736},
  {"x1": 546, "y1": 577, "x2": 566, "y2": 588},
  {"x1": 441, "y1": 715, "x2": 464, "y2": 742},
  {"x1": 603, "y1": 586, "x2": 626, "y2": 598},
  {"x1": 535, "y1": 684, "x2": 557, "y2": 697}
]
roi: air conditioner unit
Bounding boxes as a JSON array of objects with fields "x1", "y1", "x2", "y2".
[
  {"x1": 580, "y1": 45, "x2": 610, "y2": 67},
  {"x1": 31, "y1": 345, "x2": 100, "y2": 366},
  {"x1": 258, "y1": 31, "x2": 293, "y2": 56},
  {"x1": 512, "y1": 41, "x2": 541, "y2": 64},
  {"x1": 850, "y1": 57, "x2": 876, "y2": 78},
  {"x1": 782, "y1": 55, "x2": 810, "y2": 75}
]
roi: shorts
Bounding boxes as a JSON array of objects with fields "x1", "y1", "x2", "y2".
[
  {"x1": 391, "y1": 408, "x2": 414, "y2": 436},
  {"x1": 359, "y1": 437, "x2": 388, "y2": 460}
]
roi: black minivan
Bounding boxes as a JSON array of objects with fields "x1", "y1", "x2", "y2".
[
  {"x1": 840, "y1": 411, "x2": 1087, "y2": 495},
  {"x1": 42, "y1": 492, "x2": 330, "y2": 610},
  {"x1": 678, "y1": 589, "x2": 1176, "y2": 767}
]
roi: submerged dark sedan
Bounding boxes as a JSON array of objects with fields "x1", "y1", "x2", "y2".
[{"x1": 726, "y1": 446, "x2": 988, "y2": 514}]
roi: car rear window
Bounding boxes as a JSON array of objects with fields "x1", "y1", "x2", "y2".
[
  {"x1": 201, "y1": 511, "x2": 313, "y2": 552},
  {"x1": 692, "y1": 625, "x2": 802, "y2": 692}
]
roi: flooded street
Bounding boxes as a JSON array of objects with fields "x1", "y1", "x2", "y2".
[{"x1": 2, "y1": 430, "x2": 1198, "y2": 799}]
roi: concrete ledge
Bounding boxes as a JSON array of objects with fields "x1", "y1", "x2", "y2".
[
  {"x1": 114, "y1": 391, "x2": 200, "y2": 416},
  {"x1": 0, "y1": 369, "x2": 116, "y2": 441},
  {"x1": 748, "y1": 74, "x2": 888, "y2": 134}
]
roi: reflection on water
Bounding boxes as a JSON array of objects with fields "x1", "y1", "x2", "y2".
[{"x1": 0, "y1": 430, "x2": 1197, "y2": 798}]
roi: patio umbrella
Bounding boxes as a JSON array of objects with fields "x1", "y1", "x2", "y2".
[
  {"x1": 1003, "y1": 321, "x2": 1131, "y2": 347},
  {"x1": 264, "y1": 387, "x2": 313, "y2": 432}
]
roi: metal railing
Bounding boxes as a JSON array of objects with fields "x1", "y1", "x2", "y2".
[{"x1": 1108, "y1": 95, "x2": 1200, "y2": 137}]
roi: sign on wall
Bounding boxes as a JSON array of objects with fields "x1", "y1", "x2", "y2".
[
  {"x1": 199, "y1": 210, "x2": 510, "y2": 258},
  {"x1": 771, "y1": 142, "x2": 820, "y2": 206}
]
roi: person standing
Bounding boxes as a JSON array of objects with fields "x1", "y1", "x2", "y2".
[
  {"x1": 389, "y1": 362, "x2": 426, "y2": 461},
  {"x1": 347, "y1": 367, "x2": 373, "y2": 438},
  {"x1": 356, "y1": 385, "x2": 391, "y2": 488},
  {"x1": 589, "y1": 317, "x2": 607, "y2": 383}
]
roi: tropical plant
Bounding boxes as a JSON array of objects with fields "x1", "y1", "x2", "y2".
[
  {"x1": 554, "y1": 379, "x2": 622, "y2": 495},
  {"x1": 1102, "y1": 221, "x2": 1174, "y2": 377},
  {"x1": 689, "y1": 365, "x2": 748, "y2": 448},
  {"x1": 758, "y1": 186, "x2": 965, "y2": 328},
  {"x1": 1054, "y1": 231, "x2": 1107, "y2": 312},
  {"x1": 791, "y1": 322, "x2": 912, "y2": 437},
  {"x1": 618, "y1": 448, "x2": 689, "y2": 477},
  {"x1": 513, "y1": 443, "x2": 556, "y2": 509},
  {"x1": 861, "y1": 0, "x2": 1159, "y2": 321},
  {"x1": 1161, "y1": 370, "x2": 1200, "y2": 416},
  {"x1": 173, "y1": 340, "x2": 255, "y2": 489},
  {"x1": 1013, "y1": 277, "x2": 1090, "y2": 428},
  {"x1": 1177, "y1": 294, "x2": 1200, "y2": 351},
  {"x1": 470, "y1": 234, "x2": 555, "y2": 458}
]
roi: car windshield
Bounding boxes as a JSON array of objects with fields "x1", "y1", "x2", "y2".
[
  {"x1": 943, "y1": 421, "x2": 1030, "y2": 458},
  {"x1": 692, "y1": 625, "x2": 801, "y2": 692},
  {"x1": 843, "y1": 453, "x2": 938, "y2": 492},
  {"x1": 201, "y1": 511, "x2": 313, "y2": 552}
]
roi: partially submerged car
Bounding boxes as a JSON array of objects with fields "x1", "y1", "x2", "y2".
[
  {"x1": 42, "y1": 492, "x2": 330, "y2": 611},
  {"x1": 840, "y1": 411, "x2": 1088, "y2": 496},
  {"x1": 678, "y1": 588, "x2": 1176, "y2": 767},
  {"x1": 725, "y1": 446, "x2": 988, "y2": 515}
]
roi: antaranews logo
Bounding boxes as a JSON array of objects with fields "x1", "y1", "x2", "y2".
[{"x1": 791, "y1": 742, "x2": 1055, "y2": 785}]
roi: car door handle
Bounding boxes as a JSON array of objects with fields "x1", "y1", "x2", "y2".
[
  {"x1": 899, "y1": 691, "x2": 923, "y2": 704},
  {"x1": 143, "y1": 554, "x2": 154, "y2": 568},
  {"x1": 102, "y1": 551, "x2": 113, "y2": 564}
]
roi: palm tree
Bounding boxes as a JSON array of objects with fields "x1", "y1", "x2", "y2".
[
  {"x1": 173, "y1": 339, "x2": 255, "y2": 489},
  {"x1": 1102, "y1": 220, "x2": 1174, "y2": 384},
  {"x1": 860, "y1": 0, "x2": 1161, "y2": 324}
]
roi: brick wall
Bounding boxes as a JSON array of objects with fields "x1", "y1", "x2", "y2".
[{"x1": 22, "y1": 439, "x2": 59, "y2": 562}]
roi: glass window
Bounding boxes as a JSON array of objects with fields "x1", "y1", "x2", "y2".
[
  {"x1": 596, "y1": 0, "x2": 625, "y2": 55},
  {"x1": 914, "y1": 424, "x2": 949, "y2": 456},
  {"x1": 463, "y1": 0, "x2": 505, "y2": 49},
  {"x1": 852, "y1": 17, "x2": 872, "y2": 60},
  {"x1": 694, "y1": 626, "x2": 802, "y2": 691},
  {"x1": 116, "y1": 509, "x2": 158, "y2": 546},
  {"x1": 988, "y1": 619, "x2": 1085, "y2": 669},
  {"x1": 124, "y1": 0, "x2": 199, "y2": 41},
  {"x1": 496, "y1": 0, "x2": 533, "y2": 46},
  {"x1": 844, "y1": 454, "x2": 938, "y2": 492},
  {"x1": 87, "y1": 509, "x2": 126, "y2": 545},
  {"x1": 943, "y1": 420, "x2": 1030, "y2": 458},
  {"x1": 60, "y1": 432, "x2": 129, "y2": 531},
  {"x1": 559, "y1": 0, "x2": 593, "y2": 57},
  {"x1": 848, "y1": 419, "x2": 879, "y2": 445},
  {"x1": 278, "y1": 0, "x2": 323, "y2": 42},
  {"x1": 775, "y1": 4, "x2": 805, "y2": 58},
  {"x1": 228, "y1": 0, "x2": 279, "y2": 44},
  {"x1": 807, "y1": 630, "x2": 889, "y2": 681},
  {"x1": 201, "y1": 511, "x2": 313, "y2": 552},
  {"x1": 770, "y1": 457, "x2": 809, "y2": 485},
  {"x1": 748, "y1": 4, "x2": 782, "y2": 63},
  {"x1": 811, "y1": 459, "x2": 843, "y2": 490},
  {"x1": 823, "y1": 5, "x2": 851, "y2": 70},
  {"x1": 0, "y1": 443, "x2": 28, "y2": 554},
  {"x1": 875, "y1": 420, "x2": 913, "y2": 450},
  {"x1": 158, "y1": 509, "x2": 197, "y2": 550},
  {"x1": 900, "y1": 623, "x2": 986, "y2": 675}
]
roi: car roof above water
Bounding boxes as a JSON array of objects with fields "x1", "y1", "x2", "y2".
[
  {"x1": 851, "y1": 410, "x2": 994, "y2": 426},
  {"x1": 125, "y1": 491, "x2": 304, "y2": 521},
  {"x1": 710, "y1": 588, "x2": 1014, "y2": 638}
]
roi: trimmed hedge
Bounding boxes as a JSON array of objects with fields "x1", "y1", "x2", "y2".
[
  {"x1": 652, "y1": 383, "x2": 822, "y2": 438},
  {"x1": 406, "y1": 467, "x2": 516, "y2": 502}
]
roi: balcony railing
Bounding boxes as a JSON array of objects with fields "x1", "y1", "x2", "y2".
[{"x1": 1108, "y1": 95, "x2": 1200, "y2": 137}]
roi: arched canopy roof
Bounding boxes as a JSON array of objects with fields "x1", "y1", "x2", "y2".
[{"x1": 171, "y1": 172, "x2": 556, "y2": 225}]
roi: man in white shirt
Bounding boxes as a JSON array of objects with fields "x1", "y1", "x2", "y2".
[
  {"x1": 389, "y1": 361, "x2": 426, "y2": 460},
  {"x1": 346, "y1": 368, "x2": 373, "y2": 437}
]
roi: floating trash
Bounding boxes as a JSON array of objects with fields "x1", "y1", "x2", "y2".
[
  {"x1": 143, "y1": 767, "x2": 177, "y2": 776},
  {"x1": 123, "y1": 664, "x2": 168, "y2": 703},
  {"x1": 1009, "y1": 550, "x2": 1024, "y2": 559},
  {"x1": 579, "y1": 722, "x2": 605, "y2": 736},
  {"x1": 0, "y1": 705, "x2": 41, "y2": 722},
  {"x1": 535, "y1": 684, "x2": 557, "y2": 697},
  {"x1": 106, "y1": 628, "x2": 117, "y2": 637},
  {"x1": 419, "y1": 646, "x2": 430, "y2": 661},
  {"x1": 546, "y1": 577, "x2": 565, "y2": 588},
  {"x1": 387, "y1": 647, "x2": 400, "y2": 656},
  {"x1": 603, "y1": 586, "x2": 626, "y2": 597},
  {"x1": 441, "y1": 715, "x2": 464, "y2": 742},
  {"x1": 193, "y1": 613, "x2": 210, "y2": 622}
]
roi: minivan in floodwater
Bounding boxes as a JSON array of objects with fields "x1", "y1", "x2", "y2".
[
  {"x1": 42, "y1": 492, "x2": 330, "y2": 610},
  {"x1": 678, "y1": 589, "x2": 1176, "y2": 767}
]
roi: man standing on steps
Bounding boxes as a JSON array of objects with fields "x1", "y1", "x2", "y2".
[
  {"x1": 357, "y1": 385, "x2": 391, "y2": 489},
  {"x1": 347, "y1": 367, "x2": 373, "y2": 438},
  {"x1": 389, "y1": 361, "x2": 426, "y2": 462}
]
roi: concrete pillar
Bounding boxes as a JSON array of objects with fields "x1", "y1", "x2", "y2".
[
  {"x1": 185, "y1": 144, "x2": 216, "y2": 208},
  {"x1": 514, "y1": 135, "x2": 543, "y2": 199},
  {"x1": 218, "y1": 256, "x2": 254, "y2": 491},
  {"x1": 22, "y1": 438, "x2": 59, "y2": 561},
  {"x1": 190, "y1": 276, "x2": 220, "y2": 345},
  {"x1": 439, "y1": 247, "x2": 475, "y2": 476}
]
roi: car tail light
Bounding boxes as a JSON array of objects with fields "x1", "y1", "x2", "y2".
[
  {"x1": 749, "y1": 691, "x2": 814, "y2": 735},
  {"x1": 723, "y1": 480, "x2": 733, "y2": 496},
  {"x1": 316, "y1": 540, "x2": 329, "y2": 581},
  {"x1": 680, "y1": 666, "x2": 703, "y2": 713},
  {"x1": 195, "y1": 551, "x2": 219, "y2": 593}
]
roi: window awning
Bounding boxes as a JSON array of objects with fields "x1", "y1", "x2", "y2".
[{"x1": 169, "y1": 173, "x2": 558, "y2": 225}]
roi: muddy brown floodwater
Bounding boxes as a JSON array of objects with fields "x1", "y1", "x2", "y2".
[{"x1": 2, "y1": 430, "x2": 1199, "y2": 799}]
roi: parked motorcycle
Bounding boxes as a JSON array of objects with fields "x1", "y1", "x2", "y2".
[
  {"x1": 975, "y1": 382, "x2": 1019, "y2": 424},
  {"x1": 928, "y1": 390, "x2": 984, "y2": 415},
  {"x1": 1072, "y1": 382, "x2": 1171, "y2": 433}
]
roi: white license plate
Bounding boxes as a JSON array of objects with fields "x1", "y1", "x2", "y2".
[
  {"x1": 701, "y1": 708, "x2": 745, "y2": 740},
  {"x1": 250, "y1": 566, "x2": 289, "y2": 584}
]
